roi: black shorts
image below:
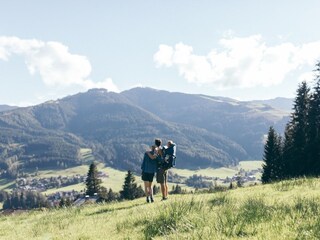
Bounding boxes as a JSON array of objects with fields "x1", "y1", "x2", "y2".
[
  {"x1": 156, "y1": 168, "x2": 168, "y2": 184},
  {"x1": 142, "y1": 172, "x2": 155, "y2": 182}
]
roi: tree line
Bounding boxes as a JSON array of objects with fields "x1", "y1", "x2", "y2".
[
  {"x1": 1, "y1": 190, "x2": 48, "y2": 209},
  {"x1": 262, "y1": 62, "x2": 320, "y2": 183}
]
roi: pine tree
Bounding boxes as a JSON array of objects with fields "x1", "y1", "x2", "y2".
[
  {"x1": 262, "y1": 126, "x2": 283, "y2": 183},
  {"x1": 99, "y1": 186, "x2": 108, "y2": 200},
  {"x1": 283, "y1": 81, "x2": 310, "y2": 177},
  {"x1": 59, "y1": 198, "x2": 66, "y2": 207},
  {"x1": 85, "y1": 162, "x2": 102, "y2": 196},
  {"x1": 152, "y1": 185, "x2": 160, "y2": 195},
  {"x1": 120, "y1": 170, "x2": 140, "y2": 200},
  {"x1": 305, "y1": 62, "x2": 320, "y2": 175},
  {"x1": 282, "y1": 123, "x2": 294, "y2": 178},
  {"x1": 106, "y1": 188, "x2": 119, "y2": 202},
  {"x1": 171, "y1": 184, "x2": 182, "y2": 194},
  {"x1": 65, "y1": 198, "x2": 72, "y2": 207}
]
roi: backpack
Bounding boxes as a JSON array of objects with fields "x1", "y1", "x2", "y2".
[{"x1": 161, "y1": 143, "x2": 176, "y2": 170}]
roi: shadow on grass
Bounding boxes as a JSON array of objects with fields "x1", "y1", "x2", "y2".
[{"x1": 87, "y1": 202, "x2": 147, "y2": 216}]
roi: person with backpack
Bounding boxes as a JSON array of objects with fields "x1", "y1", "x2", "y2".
[{"x1": 157, "y1": 140, "x2": 176, "y2": 201}]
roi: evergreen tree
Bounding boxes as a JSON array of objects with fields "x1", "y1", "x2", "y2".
[
  {"x1": 262, "y1": 127, "x2": 283, "y2": 183},
  {"x1": 106, "y1": 188, "x2": 119, "y2": 202},
  {"x1": 152, "y1": 185, "x2": 160, "y2": 195},
  {"x1": 98, "y1": 186, "x2": 108, "y2": 200},
  {"x1": 2, "y1": 190, "x2": 48, "y2": 209},
  {"x1": 135, "y1": 185, "x2": 145, "y2": 198},
  {"x1": 120, "y1": 170, "x2": 141, "y2": 200},
  {"x1": 307, "y1": 62, "x2": 320, "y2": 174},
  {"x1": 85, "y1": 162, "x2": 102, "y2": 196},
  {"x1": 20, "y1": 191, "x2": 26, "y2": 209},
  {"x1": 65, "y1": 198, "x2": 72, "y2": 207},
  {"x1": 283, "y1": 81, "x2": 310, "y2": 177},
  {"x1": 59, "y1": 198, "x2": 66, "y2": 207},
  {"x1": 170, "y1": 184, "x2": 182, "y2": 194},
  {"x1": 282, "y1": 123, "x2": 294, "y2": 178}
]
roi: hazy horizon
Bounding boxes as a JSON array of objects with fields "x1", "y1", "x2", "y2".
[{"x1": 0, "y1": 86, "x2": 296, "y2": 107}]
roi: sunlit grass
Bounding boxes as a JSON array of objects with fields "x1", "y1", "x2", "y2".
[
  {"x1": 172, "y1": 167, "x2": 238, "y2": 178},
  {"x1": 238, "y1": 160, "x2": 263, "y2": 171},
  {"x1": 1, "y1": 177, "x2": 320, "y2": 239},
  {"x1": 79, "y1": 148, "x2": 95, "y2": 162},
  {"x1": 0, "y1": 179, "x2": 15, "y2": 191}
]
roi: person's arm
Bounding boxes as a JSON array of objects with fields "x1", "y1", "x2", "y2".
[{"x1": 146, "y1": 151, "x2": 157, "y2": 160}]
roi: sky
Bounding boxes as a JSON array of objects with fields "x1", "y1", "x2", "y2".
[{"x1": 1, "y1": 0, "x2": 320, "y2": 106}]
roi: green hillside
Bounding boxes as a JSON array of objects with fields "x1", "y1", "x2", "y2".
[
  {"x1": 0, "y1": 89, "x2": 249, "y2": 176},
  {"x1": 1, "y1": 177, "x2": 320, "y2": 239}
]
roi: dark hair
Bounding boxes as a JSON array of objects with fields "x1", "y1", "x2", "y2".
[{"x1": 154, "y1": 138, "x2": 162, "y2": 147}]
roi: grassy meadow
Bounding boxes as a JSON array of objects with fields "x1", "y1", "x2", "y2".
[
  {"x1": 1, "y1": 177, "x2": 320, "y2": 239},
  {"x1": 0, "y1": 179, "x2": 15, "y2": 191}
]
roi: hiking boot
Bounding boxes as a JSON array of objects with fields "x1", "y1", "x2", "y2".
[
  {"x1": 146, "y1": 197, "x2": 150, "y2": 203},
  {"x1": 150, "y1": 197, "x2": 154, "y2": 203},
  {"x1": 161, "y1": 197, "x2": 168, "y2": 201}
]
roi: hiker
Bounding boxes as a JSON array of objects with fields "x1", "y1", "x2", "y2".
[
  {"x1": 141, "y1": 145, "x2": 158, "y2": 203},
  {"x1": 157, "y1": 140, "x2": 176, "y2": 201}
]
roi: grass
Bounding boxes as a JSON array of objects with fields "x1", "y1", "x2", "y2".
[
  {"x1": 1, "y1": 177, "x2": 320, "y2": 239},
  {"x1": 79, "y1": 148, "x2": 95, "y2": 162},
  {"x1": 42, "y1": 165, "x2": 136, "y2": 194},
  {"x1": 238, "y1": 160, "x2": 263, "y2": 171},
  {"x1": 172, "y1": 167, "x2": 238, "y2": 178},
  {"x1": 36, "y1": 165, "x2": 90, "y2": 178},
  {"x1": 0, "y1": 179, "x2": 15, "y2": 191}
]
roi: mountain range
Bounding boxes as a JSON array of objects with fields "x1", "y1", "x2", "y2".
[
  {"x1": 0, "y1": 105, "x2": 17, "y2": 112},
  {"x1": 0, "y1": 88, "x2": 291, "y2": 175}
]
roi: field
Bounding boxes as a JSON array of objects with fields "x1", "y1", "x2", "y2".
[
  {"x1": 0, "y1": 179, "x2": 15, "y2": 191},
  {"x1": 238, "y1": 160, "x2": 263, "y2": 171},
  {"x1": 1, "y1": 177, "x2": 320, "y2": 239},
  {"x1": 41, "y1": 164, "x2": 136, "y2": 194}
]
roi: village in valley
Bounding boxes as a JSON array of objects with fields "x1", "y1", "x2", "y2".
[{"x1": 10, "y1": 162, "x2": 262, "y2": 207}]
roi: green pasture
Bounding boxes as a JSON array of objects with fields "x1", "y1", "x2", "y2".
[
  {"x1": 0, "y1": 179, "x2": 15, "y2": 191},
  {"x1": 79, "y1": 148, "x2": 95, "y2": 162},
  {"x1": 238, "y1": 160, "x2": 263, "y2": 171},
  {"x1": 1, "y1": 177, "x2": 320, "y2": 239},
  {"x1": 172, "y1": 167, "x2": 238, "y2": 179}
]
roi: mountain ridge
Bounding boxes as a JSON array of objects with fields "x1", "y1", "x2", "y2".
[
  {"x1": 0, "y1": 88, "x2": 290, "y2": 176},
  {"x1": 122, "y1": 87, "x2": 289, "y2": 158}
]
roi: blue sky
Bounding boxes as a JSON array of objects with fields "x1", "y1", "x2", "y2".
[{"x1": 1, "y1": 0, "x2": 320, "y2": 106}]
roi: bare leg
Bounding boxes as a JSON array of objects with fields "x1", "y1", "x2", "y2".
[
  {"x1": 164, "y1": 182, "x2": 168, "y2": 198},
  {"x1": 144, "y1": 181, "x2": 149, "y2": 196},
  {"x1": 160, "y1": 183, "x2": 165, "y2": 199},
  {"x1": 148, "y1": 182, "x2": 154, "y2": 202}
]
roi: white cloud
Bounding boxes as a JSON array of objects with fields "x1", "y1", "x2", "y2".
[
  {"x1": 154, "y1": 44, "x2": 173, "y2": 67},
  {"x1": 0, "y1": 36, "x2": 118, "y2": 92},
  {"x1": 154, "y1": 35, "x2": 320, "y2": 88}
]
